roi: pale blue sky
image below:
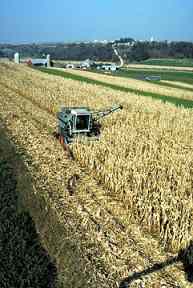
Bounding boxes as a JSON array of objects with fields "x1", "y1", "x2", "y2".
[{"x1": 0, "y1": 0, "x2": 193, "y2": 43}]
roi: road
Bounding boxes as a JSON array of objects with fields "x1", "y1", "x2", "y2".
[{"x1": 112, "y1": 44, "x2": 124, "y2": 67}]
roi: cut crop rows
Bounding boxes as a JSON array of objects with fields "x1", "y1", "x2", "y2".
[{"x1": 1, "y1": 62, "x2": 193, "y2": 287}]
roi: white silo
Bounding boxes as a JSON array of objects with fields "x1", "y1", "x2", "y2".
[
  {"x1": 46, "y1": 54, "x2": 51, "y2": 67},
  {"x1": 150, "y1": 36, "x2": 154, "y2": 42},
  {"x1": 14, "y1": 52, "x2": 20, "y2": 64}
]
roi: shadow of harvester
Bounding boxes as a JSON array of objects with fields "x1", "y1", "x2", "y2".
[
  {"x1": 0, "y1": 126, "x2": 57, "y2": 288},
  {"x1": 119, "y1": 242, "x2": 193, "y2": 287}
]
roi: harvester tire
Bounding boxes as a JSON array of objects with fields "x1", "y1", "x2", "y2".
[{"x1": 60, "y1": 136, "x2": 64, "y2": 146}]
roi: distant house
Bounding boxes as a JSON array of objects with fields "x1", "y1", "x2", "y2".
[
  {"x1": 80, "y1": 59, "x2": 94, "y2": 69},
  {"x1": 66, "y1": 63, "x2": 75, "y2": 69},
  {"x1": 64, "y1": 59, "x2": 96, "y2": 70}
]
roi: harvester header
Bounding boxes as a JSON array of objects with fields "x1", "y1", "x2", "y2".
[{"x1": 56, "y1": 104, "x2": 123, "y2": 144}]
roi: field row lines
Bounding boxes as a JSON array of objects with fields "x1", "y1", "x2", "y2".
[
  {"x1": 41, "y1": 68, "x2": 193, "y2": 108},
  {"x1": 0, "y1": 80, "x2": 187, "y2": 287}
]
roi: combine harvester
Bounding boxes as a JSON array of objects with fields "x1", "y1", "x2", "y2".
[{"x1": 55, "y1": 104, "x2": 123, "y2": 147}]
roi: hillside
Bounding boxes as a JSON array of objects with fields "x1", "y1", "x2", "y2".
[{"x1": 1, "y1": 40, "x2": 193, "y2": 64}]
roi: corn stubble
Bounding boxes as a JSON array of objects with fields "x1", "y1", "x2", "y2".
[
  {"x1": 65, "y1": 68, "x2": 193, "y2": 100},
  {"x1": 0, "y1": 62, "x2": 193, "y2": 287}
]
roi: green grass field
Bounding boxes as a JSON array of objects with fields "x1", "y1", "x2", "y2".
[
  {"x1": 140, "y1": 58, "x2": 193, "y2": 67},
  {"x1": 90, "y1": 67, "x2": 193, "y2": 91},
  {"x1": 116, "y1": 68, "x2": 193, "y2": 89},
  {"x1": 39, "y1": 67, "x2": 193, "y2": 109}
]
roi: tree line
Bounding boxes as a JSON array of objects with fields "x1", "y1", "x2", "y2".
[{"x1": 0, "y1": 39, "x2": 193, "y2": 63}]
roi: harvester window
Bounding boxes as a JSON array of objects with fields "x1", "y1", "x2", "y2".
[{"x1": 76, "y1": 115, "x2": 89, "y2": 130}]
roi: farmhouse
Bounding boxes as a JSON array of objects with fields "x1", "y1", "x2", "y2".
[
  {"x1": 65, "y1": 59, "x2": 95, "y2": 69},
  {"x1": 80, "y1": 58, "x2": 95, "y2": 69}
]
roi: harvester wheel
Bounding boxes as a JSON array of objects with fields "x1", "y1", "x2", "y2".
[{"x1": 60, "y1": 135, "x2": 64, "y2": 146}]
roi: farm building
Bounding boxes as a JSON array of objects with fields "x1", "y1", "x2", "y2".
[
  {"x1": 97, "y1": 63, "x2": 119, "y2": 71},
  {"x1": 65, "y1": 59, "x2": 95, "y2": 69},
  {"x1": 27, "y1": 54, "x2": 51, "y2": 67},
  {"x1": 14, "y1": 52, "x2": 20, "y2": 64},
  {"x1": 80, "y1": 58, "x2": 94, "y2": 69},
  {"x1": 29, "y1": 59, "x2": 47, "y2": 66},
  {"x1": 66, "y1": 63, "x2": 76, "y2": 69}
]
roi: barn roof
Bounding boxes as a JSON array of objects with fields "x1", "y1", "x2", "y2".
[{"x1": 31, "y1": 59, "x2": 47, "y2": 65}]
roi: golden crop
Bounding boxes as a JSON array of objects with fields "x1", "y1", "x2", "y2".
[{"x1": 0, "y1": 62, "x2": 193, "y2": 287}]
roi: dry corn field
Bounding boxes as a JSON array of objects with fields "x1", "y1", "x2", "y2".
[{"x1": 1, "y1": 61, "x2": 193, "y2": 287}]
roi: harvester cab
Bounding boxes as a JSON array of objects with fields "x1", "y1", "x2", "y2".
[{"x1": 56, "y1": 104, "x2": 123, "y2": 145}]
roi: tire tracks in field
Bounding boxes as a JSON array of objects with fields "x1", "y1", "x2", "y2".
[
  {"x1": 0, "y1": 80, "x2": 187, "y2": 287},
  {"x1": 0, "y1": 80, "x2": 186, "y2": 287}
]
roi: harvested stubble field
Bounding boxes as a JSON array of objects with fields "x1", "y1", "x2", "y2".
[
  {"x1": 1, "y1": 62, "x2": 193, "y2": 287},
  {"x1": 161, "y1": 80, "x2": 193, "y2": 90},
  {"x1": 64, "y1": 68, "x2": 193, "y2": 101},
  {"x1": 140, "y1": 58, "x2": 193, "y2": 68},
  {"x1": 126, "y1": 64, "x2": 193, "y2": 72}
]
